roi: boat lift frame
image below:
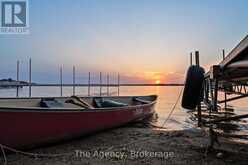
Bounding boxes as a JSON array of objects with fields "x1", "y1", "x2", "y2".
[{"x1": 197, "y1": 35, "x2": 248, "y2": 148}]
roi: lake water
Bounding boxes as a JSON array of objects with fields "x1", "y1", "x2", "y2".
[{"x1": 0, "y1": 86, "x2": 248, "y2": 131}]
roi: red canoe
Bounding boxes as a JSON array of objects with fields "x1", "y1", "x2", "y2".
[{"x1": 0, "y1": 95, "x2": 157, "y2": 149}]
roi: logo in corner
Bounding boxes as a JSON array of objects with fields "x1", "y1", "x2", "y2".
[{"x1": 0, "y1": 0, "x2": 29, "y2": 34}]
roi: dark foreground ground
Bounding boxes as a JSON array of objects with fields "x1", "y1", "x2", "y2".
[{"x1": 2, "y1": 125, "x2": 248, "y2": 165}]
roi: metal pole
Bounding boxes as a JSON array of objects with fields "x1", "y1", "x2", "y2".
[
  {"x1": 29, "y1": 58, "x2": 32, "y2": 97},
  {"x1": 99, "y1": 72, "x2": 102, "y2": 96},
  {"x1": 88, "y1": 72, "x2": 91, "y2": 96},
  {"x1": 60, "y1": 67, "x2": 63, "y2": 97},
  {"x1": 73, "y1": 66, "x2": 75, "y2": 96},
  {"x1": 16, "y1": 60, "x2": 19, "y2": 97},
  {"x1": 117, "y1": 73, "x2": 120, "y2": 96},
  {"x1": 190, "y1": 52, "x2": 193, "y2": 66},
  {"x1": 107, "y1": 74, "x2": 109, "y2": 96}
]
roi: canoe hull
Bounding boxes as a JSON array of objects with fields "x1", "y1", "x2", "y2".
[{"x1": 0, "y1": 99, "x2": 156, "y2": 149}]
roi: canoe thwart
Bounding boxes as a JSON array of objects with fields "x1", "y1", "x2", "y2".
[{"x1": 70, "y1": 96, "x2": 94, "y2": 109}]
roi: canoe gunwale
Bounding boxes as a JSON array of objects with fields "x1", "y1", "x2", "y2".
[{"x1": 0, "y1": 95, "x2": 157, "y2": 112}]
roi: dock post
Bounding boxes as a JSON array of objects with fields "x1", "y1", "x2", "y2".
[
  {"x1": 190, "y1": 52, "x2": 193, "y2": 66},
  {"x1": 197, "y1": 94, "x2": 202, "y2": 127},
  {"x1": 107, "y1": 74, "x2": 109, "y2": 96},
  {"x1": 88, "y1": 72, "x2": 91, "y2": 96},
  {"x1": 60, "y1": 66, "x2": 63, "y2": 97},
  {"x1": 224, "y1": 91, "x2": 227, "y2": 110},
  {"x1": 99, "y1": 72, "x2": 102, "y2": 96},
  {"x1": 222, "y1": 49, "x2": 225, "y2": 60},
  {"x1": 73, "y1": 66, "x2": 75, "y2": 96},
  {"x1": 213, "y1": 79, "x2": 219, "y2": 112},
  {"x1": 16, "y1": 60, "x2": 19, "y2": 97},
  {"x1": 29, "y1": 58, "x2": 32, "y2": 97},
  {"x1": 195, "y1": 51, "x2": 202, "y2": 126},
  {"x1": 222, "y1": 49, "x2": 227, "y2": 110},
  {"x1": 195, "y1": 51, "x2": 200, "y2": 66},
  {"x1": 117, "y1": 73, "x2": 120, "y2": 96},
  {"x1": 205, "y1": 79, "x2": 209, "y2": 102}
]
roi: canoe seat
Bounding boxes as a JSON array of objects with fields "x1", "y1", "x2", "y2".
[
  {"x1": 40, "y1": 98, "x2": 63, "y2": 108},
  {"x1": 133, "y1": 97, "x2": 151, "y2": 104},
  {"x1": 93, "y1": 97, "x2": 128, "y2": 108}
]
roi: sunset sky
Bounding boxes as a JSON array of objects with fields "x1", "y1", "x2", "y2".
[{"x1": 0, "y1": 0, "x2": 247, "y2": 84}]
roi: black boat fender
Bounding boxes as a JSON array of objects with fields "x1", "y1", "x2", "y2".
[{"x1": 181, "y1": 65, "x2": 205, "y2": 110}]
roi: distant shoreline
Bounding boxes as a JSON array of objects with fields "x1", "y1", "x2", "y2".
[
  {"x1": 0, "y1": 83, "x2": 184, "y2": 87},
  {"x1": 0, "y1": 78, "x2": 30, "y2": 88}
]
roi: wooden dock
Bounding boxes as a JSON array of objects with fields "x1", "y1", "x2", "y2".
[{"x1": 189, "y1": 35, "x2": 248, "y2": 149}]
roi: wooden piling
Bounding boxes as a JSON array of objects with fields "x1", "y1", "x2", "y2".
[
  {"x1": 195, "y1": 51, "x2": 202, "y2": 126},
  {"x1": 222, "y1": 49, "x2": 227, "y2": 110},
  {"x1": 195, "y1": 51, "x2": 200, "y2": 66},
  {"x1": 224, "y1": 92, "x2": 227, "y2": 110},
  {"x1": 213, "y1": 80, "x2": 219, "y2": 111},
  {"x1": 190, "y1": 52, "x2": 193, "y2": 66},
  {"x1": 222, "y1": 49, "x2": 225, "y2": 60}
]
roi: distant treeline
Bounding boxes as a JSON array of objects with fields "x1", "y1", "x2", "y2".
[
  {"x1": 0, "y1": 78, "x2": 28, "y2": 84},
  {"x1": 0, "y1": 78, "x2": 30, "y2": 88}
]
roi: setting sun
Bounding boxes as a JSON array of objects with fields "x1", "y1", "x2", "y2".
[{"x1": 155, "y1": 80, "x2": 160, "y2": 84}]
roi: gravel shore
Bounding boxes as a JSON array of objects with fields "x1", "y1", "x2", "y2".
[{"x1": 2, "y1": 124, "x2": 248, "y2": 165}]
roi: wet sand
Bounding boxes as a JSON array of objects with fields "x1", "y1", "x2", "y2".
[{"x1": 3, "y1": 124, "x2": 248, "y2": 165}]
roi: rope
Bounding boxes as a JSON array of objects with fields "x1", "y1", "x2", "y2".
[
  {"x1": 0, "y1": 145, "x2": 7, "y2": 165},
  {"x1": 0, "y1": 137, "x2": 152, "y2": 164},
  {"x1": 0, "y1": 144, "x2": 73, "y2": 158},
  {"x1": 160, "y1": 87, "x2": 184, "y2": 128},
  {"x1": 148, "y1": 87, "x2": 184, "y2": 129}
]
